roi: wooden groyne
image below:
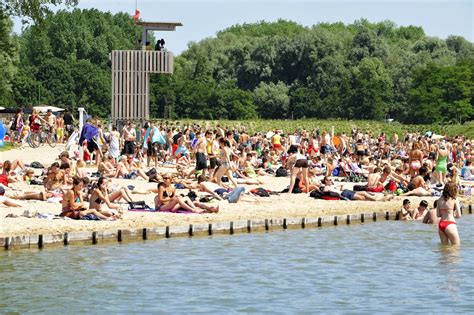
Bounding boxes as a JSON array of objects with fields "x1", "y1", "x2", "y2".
[{"x1": 2, "y1": 204, "x2": 472, "y2": 251}]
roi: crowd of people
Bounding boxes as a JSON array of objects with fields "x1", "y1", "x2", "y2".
[
  {"x1": 1, "y1": 116, "x2": 471, "y2": 245},
  {"x1": 7, "y1": 107, "x2": 75, "y2": 146}
]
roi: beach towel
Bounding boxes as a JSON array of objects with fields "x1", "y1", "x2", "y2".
[
  {"x1": 128, "y1": 208, "x2": 157, "y2": 212},
  {"x1": 128, "y1": 207, "x2": 195, "y2": 214}
]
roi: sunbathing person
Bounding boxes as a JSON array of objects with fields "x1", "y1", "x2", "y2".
[
  {"x1": 58, "y1": 151, "x2": 77, "y2": 176},
  {"x1": 89, "y1": 177, "x2": 126, "y2": 218},
  {"x1": 0, "y1": 159, "x2": 26, "y2": 175},
  {"x1": 0, "y1": 161, "x2": 19, "y2": 185},
  {"x1": 154, "y1": 175, "x2": 218, "y2": 213},
  {"x1": 322, "y1": 177, "x2": 392, "y2": 201},
  {"x1": 98, "y1": 156, "x2": 117, "y2": 178},
  {"x1": 403, "y1": 166, "x2": 432, "y2": 197},
  {"x1": 366, "y1": 168, "x2": 385, "y2": 192},
  {"x1": 0, "y1": 187, "x2": 21, "y2": 207},
  {"x1": 297, "y1": 171, "x2": 319, "y2": 193},
  {"x1": 197, "y1": 175, "x2": 225, "y2": 200},
  {"x1": 60, "y1": 177, "x2": 110, "y2": 220},
  {"x1": 44, "y1": 162, "x2": 66, "y2": 191},
  {"x1": 116, "y1": 155, "x2": 148, "y2": 180}
]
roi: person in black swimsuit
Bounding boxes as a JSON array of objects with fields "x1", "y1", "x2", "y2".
[
  {"x1": 88, "y1": 177, "x2": 132, "y2": 217},
  {"x1": 154, "y1": 176, "x2": 218, "y2": 213}
]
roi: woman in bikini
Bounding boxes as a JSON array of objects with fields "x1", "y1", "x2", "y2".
[
  {"x1": 61, "y1": 177, "x2": 110, "y2": 220},
  {"x1": 409, "y1": 142, "x2": 424, "y2": 179},
  {"x1": 214, "y1": 137, "x2": 238, "y2": 188},
  {"x1": 154, "y1": 175, "x2": 218, "y2": 213},
  {"x1": 89, "y1": 177, "x2": 130, "y2": 218},
  {"x1": 98, "y1": 155, "x2": 118, "y2": 177},
  {"x1": 436, "y1": 182, "x2": 461, "y2": 245},
  {"x1": 286, "y1": 145, "x2": 310, "y2": 194}
]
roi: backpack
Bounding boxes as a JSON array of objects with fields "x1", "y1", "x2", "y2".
[
  {"x1": 145, "y1": 168, "x2": 157, "y2": 177},
  {"x1": 30, "y1": 161, "x2": 44, "y2": 169},
  {"x1": 128, "y1": 201, "x2": 151, "y2": 210},
  {"x1": 187, "y1": 190, "x2": 198, "y2": 201},
  {"x1": 275, "y1": 167, "x2": 288, "y2": 177}
]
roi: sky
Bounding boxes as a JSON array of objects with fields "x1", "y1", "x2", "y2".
[{"x1": 13, "y1": 0, "x2": 474, "y2": 55}]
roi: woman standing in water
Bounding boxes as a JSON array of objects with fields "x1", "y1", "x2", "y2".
[{"x1": 436, "y1": 182, "x2": 462, "y2": 245}]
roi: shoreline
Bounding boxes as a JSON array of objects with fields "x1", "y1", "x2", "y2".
[
  {"x1": 2, "y1": 145, "x2": 473, "y2": 248},
  {"x1": 3, "y1": 204, "x2": 473, "y2": 250}
]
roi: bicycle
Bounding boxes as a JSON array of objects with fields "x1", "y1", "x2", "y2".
[
  {"x1": 27, "y1": 131, "x2": 41, "y2": 148},
  {"x1": 42, "y1": 127, "x2": 57, "y2": 148},
  {"x1": 28, "y1": 127, "x2": 57, "y2": 148},
  {"x1": 8, "y1": 130, "x2": 22, "y2": 147}
]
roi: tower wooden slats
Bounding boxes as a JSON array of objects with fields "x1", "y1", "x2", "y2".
[{"x1": 111, "y1": 50, "x2": 174, "y2": 123}]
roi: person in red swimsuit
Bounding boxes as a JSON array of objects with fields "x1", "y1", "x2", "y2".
[{"x1": 436, "y1": 182, "x2": 462, "y2": 245}]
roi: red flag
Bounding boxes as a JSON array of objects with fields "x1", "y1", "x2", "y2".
[{"x1": 132, "y1": 9, "x2": 140, "y2": 21}]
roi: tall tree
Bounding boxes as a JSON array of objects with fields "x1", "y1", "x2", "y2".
[{"x1": 0, "y1": 8, "x2": 18, "y2": 105}]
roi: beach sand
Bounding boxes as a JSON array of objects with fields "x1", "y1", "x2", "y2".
[{"x1": 1, "y1": 145, "x2": 471, "y2": 237}]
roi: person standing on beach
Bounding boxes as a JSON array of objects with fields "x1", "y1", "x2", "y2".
[
  {"x1": 122, "y1": 121, "x2": 136, "y2": 156},
  {"x1": 63, "y1": 109, "x2": 75, "y2": 138},
  {"x1": 436, "y1": 182, "x2": 461, "y2": 245},
  {"x1": 409, "y1": 142, "x2": 424, "y2": 179},
  {"x1": 286, "y1": 145, "x2": 309, "y2": 194},
  {"x1": 56, "y1": 113, "x2": 64, "y2": 143},
  {"x1": 215, "y1": 137, "x2": 238, "y2": 188},
  {"x1": 108, "y1": 126, "x2": 121, "y2": 160},
  {"x1": 434, "y1": 144, "x2": 449, "y2": 186},
  {"x1": 194, "y1": 130, "x2": 208, "y2": 178}
]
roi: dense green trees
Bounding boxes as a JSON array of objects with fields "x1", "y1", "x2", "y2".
[
  {"x1": 156, "y1": 18, "x2": 473, "y2": 123},
  {"x1": 0, "y1": 8, "x2": 18, "y2": 105},
  {"x1": 0, "y1": 8, "x2": 472, "y2": 124},
  {"x1": 5, "y1": 9, "x2": 136, "y2": 115}
]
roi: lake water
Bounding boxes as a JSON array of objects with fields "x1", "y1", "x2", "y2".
[{"x1": 1, "y1": 216, "x2": 473, "y2": 313}]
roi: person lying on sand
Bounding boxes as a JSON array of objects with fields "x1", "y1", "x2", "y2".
[
  {"x1": 0, "y1": 186, "x2": 21, "y2": 207},
  {"x1": 322, "y1": 177, "x2": 393, "y2": 202},
  {"x1": 154, "y1": 175, "x2": 218, "y2": 213}
]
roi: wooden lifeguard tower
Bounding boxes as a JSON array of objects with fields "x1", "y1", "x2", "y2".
[{"x1": 111, "y1": 21, "x2": 182, "y2": 124}]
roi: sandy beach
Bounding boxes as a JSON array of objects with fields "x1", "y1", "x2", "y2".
[{"x1": 0, "y1": 144, "x2": 471, "y2": 238}]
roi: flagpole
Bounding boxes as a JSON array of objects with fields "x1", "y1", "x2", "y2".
[{"x1": 134, "y1": 0, "x2": 138, "y2": 49}]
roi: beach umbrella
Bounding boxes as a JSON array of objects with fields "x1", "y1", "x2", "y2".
[
  {"x1": 0, "y1": 106, "x2": 5, "y2": 111},
  {"x1": 33, "y1": 105, "x2": 65, "y2": 113},
  {"x1": 266, "y1": 131, "x2": 275, "y2": 139},
  {"x1": 0, "y1": 121, "x2": 5, "y2": 147}
]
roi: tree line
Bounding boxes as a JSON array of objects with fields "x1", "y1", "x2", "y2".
[{"x1": 0, "y1": 7, "x2": 473, "y2": 124}]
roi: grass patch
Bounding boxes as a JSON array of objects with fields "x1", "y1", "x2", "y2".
[
  {"x1": 151, "y1": 119, "x2": 474, "y2": 139},
  {"x1": 0, "y1": 142, "x2": 13, "y2": 152}
]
